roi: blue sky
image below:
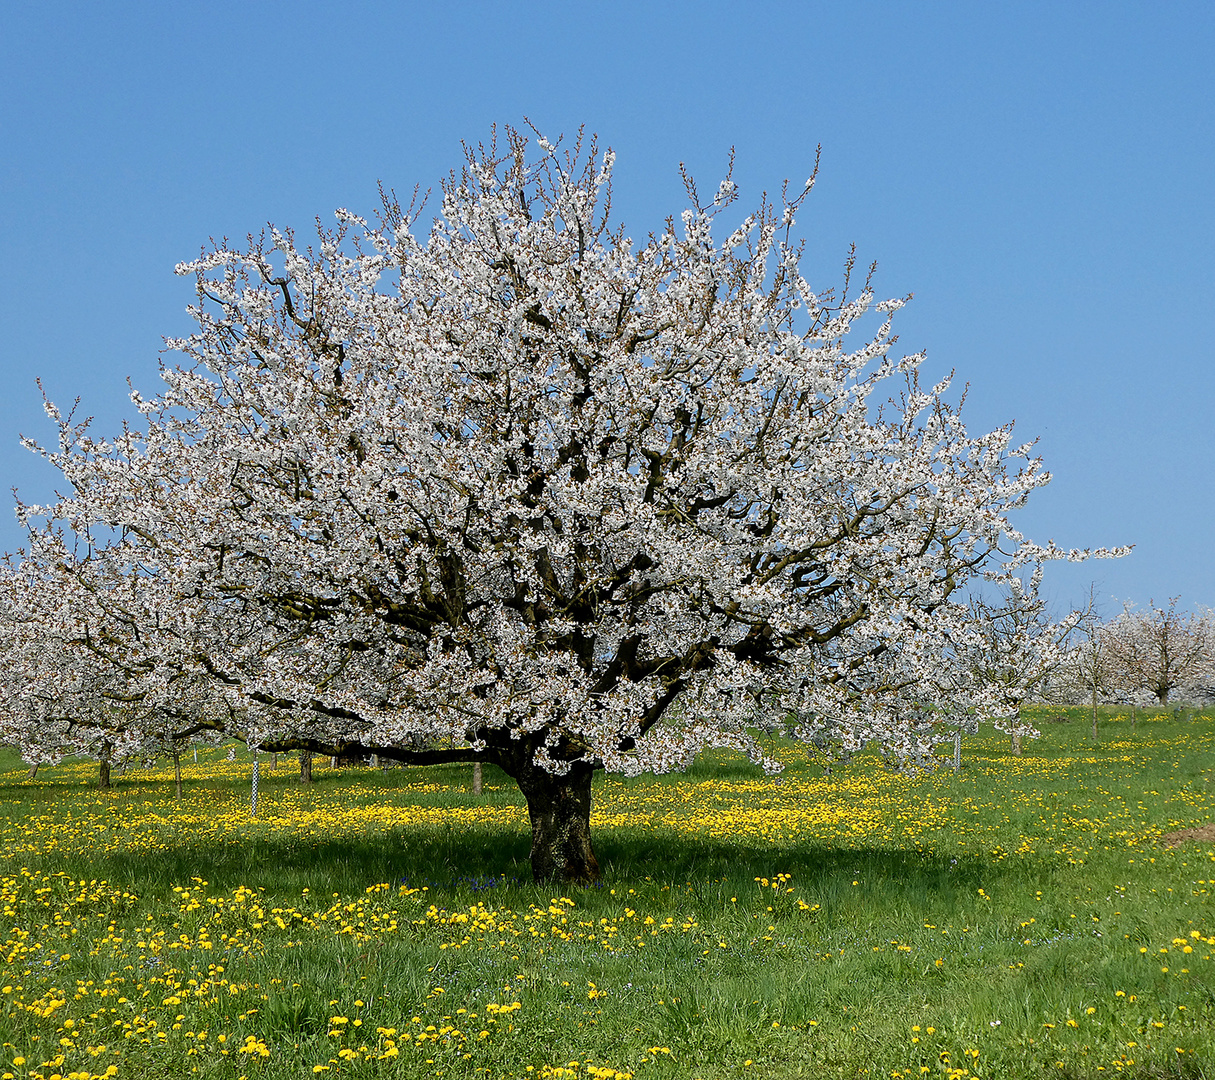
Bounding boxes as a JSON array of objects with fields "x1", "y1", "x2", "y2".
[{"x1": 1, "y1": 2, "x2": 1211, "y2": 617}]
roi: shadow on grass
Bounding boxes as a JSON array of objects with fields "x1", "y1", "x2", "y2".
[
  {"x1": 22, "y1": 817, "x2": 1038, "y2": 918},
  {"x1": 595, "y1": 833, "x2": 1038, "y2": 909}
]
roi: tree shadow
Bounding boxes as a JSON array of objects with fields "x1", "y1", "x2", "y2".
[
  {"x1": 595, "y1": 832, "x2": 1043, "y2": 903},
  {"x1": 24, "y1": 814, "x2": 1044, "y2": 916}
]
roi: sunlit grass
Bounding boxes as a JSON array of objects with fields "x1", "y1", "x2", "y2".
[{"x1": 0, "y1": 707, "x2": 1212, "y2": 1078}]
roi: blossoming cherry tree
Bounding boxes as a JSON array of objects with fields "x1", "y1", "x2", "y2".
[{"x1": 9, "y1": 128, "x2": 1114, "y2": 882}]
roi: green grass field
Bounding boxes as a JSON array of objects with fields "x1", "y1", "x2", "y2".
[{"x1": 0, "y1": 707, "x2": 1212, "y2": 1080}]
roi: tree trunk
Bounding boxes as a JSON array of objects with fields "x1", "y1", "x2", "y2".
[
  {"x1": 173, "y1": 752, "x2": 182, "y2": 800},
  {"x1": 1011, "y1": 731, "x2": 1022, "y2": 756},
  {"x1": 99, "y1": 742, "x2": 113, "y2": 790},
  {"x1": 472, "y1": 761, "x2": 483, "y2": 795},
  {"x1": 26, "y1": 762, "x2": 38, "y2": 780},
  {"x1": 299, "y1": 750, "x2": 313, "y2": 784},
  {"x1": 1091, "y1": 686, "x2": 1099, "y2": 742},
  {"x1": 515, "y1": 761, "x2": 600, "y2": 886}
]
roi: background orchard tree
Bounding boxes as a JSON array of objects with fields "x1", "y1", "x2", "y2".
[
  {"x1": 1105, "y1": 598, "x2": 1215, "y2": 707},
  {"x1": 0, "y1": 562, "x2": 227, "y2": 788},
  {"x1": 962, "y1": 565, "x2": 1078, "y2": 755},
  {"x1": 0, "y1": 566, "x2": 131, "y2": 786},
  {"x1": 1057, "y1": 588, "x2": 1119, "y2": 741},
  {"x1": 10, "y1": 126, "x2": 1115, "y2": 884}
]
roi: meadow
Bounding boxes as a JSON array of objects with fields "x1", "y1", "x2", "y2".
[{"x1": 0, "y1": 707, "x2": 1212, "y2": 1080}]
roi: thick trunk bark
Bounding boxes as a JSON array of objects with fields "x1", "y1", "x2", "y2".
[
  {"x1": 515, "y1": 762, "x2": 600, "y2": 886},
  {"x1": 1010, "y1": 731, "x2": 1022, "y2": 756},
  {"x1": 300, "y1": 750, "x2": 313, "y2": 783},
  {"x1": 173, "y1": 752, "x2": 182, "y2": 800},
  {"x1": 472, "y1": 761, "x2": 483, "y2": 795},
  {"x1": 26, "y1": 762, "x2": 38, "y2": 780}
]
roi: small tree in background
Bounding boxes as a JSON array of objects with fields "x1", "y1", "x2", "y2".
[
  {"x1": 1105, "y1": 599, "x2": 1215, "y2": 707},
  {"x1": 964, "y1": 565, "x2": 1079, "y2": 754},
  {"x1": 0, "y1": 566, "x2": 225, "y2": 787},
  {"x1": 1060, "y1": 589, "x2": 1117, "y2": 742}
]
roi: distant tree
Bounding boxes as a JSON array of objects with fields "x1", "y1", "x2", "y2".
[
  {"x1": 0, "y1": 566, "x2": 223, "y2": 787},
  {"x1": 1058, "y1": 589, "x2": 1118, "y2": 742},
  {"x1": 963, "y1": 565, "x2": 1080, "y2": 754},
  {"x1": 7, "y1": 126, "x2": 1117, "y2": 883},
  {"x1": 1105, "y1": 599, "x2": 1215, "y2": 706}
]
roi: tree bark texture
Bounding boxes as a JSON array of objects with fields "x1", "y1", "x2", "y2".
[
  {"x1": 299, "y1": 750, "x2": 313, "y2": 783},
  {"x1": 174, "y1": 752, "x2": 182, "y2": 800},
  {"x1": 98, "y1": 759, "x2": 111, "y2": 790},
  {"x1": 472, "y1": 761, "x2": 483, "y2": 795},
  {"x1": 513, "y1": 761, "x2": 600, "y2": 886}
]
